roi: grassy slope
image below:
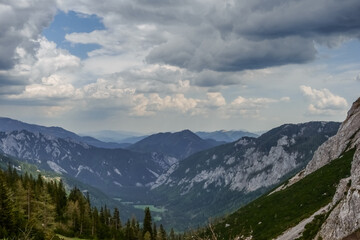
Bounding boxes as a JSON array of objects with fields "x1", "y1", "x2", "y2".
[{"x1": 210, "y1": 148, "x2": 355, "y2": 240}]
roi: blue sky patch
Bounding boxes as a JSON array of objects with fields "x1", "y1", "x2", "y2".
[{"x1": 42, "y1": 10, "x2": 105, "y2": 59}]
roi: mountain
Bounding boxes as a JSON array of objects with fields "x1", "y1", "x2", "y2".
[
  {"x1": 205, "y1": 97, "x2": 360, "y2": 240},
  {"x1": 150, "y1": 121, "x2": 340, "y2": 230},
  {"x1": 294, "y1": 97, "x2": 360, "y2": 240},
  {"x1": 0, "y1": 129, "x2": 177, "y2": 198},
  {"x1": 196, "y1": 130, "x2": 258, "y2": 142},
  {"x1": 80, "y1": 130, "x2": 148, "y2": 144},
  {"x1": 0, "y1": 117, "x2": 125, "y2": 149},
  {"x1": 127, "y1": 129, "x2": 224, "y2": 159},
  {"x1": 0, "y1": 116, "x2": 348, "y2": 233}
]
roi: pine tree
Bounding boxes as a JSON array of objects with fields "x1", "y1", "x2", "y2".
[
  {"x1": 113, "y1": 207, "x2": 121, "y2": 230},
  {"x1": 170, "y1": 228, "x2": 175, "y2": 240},
  {"x1": 153, "y1": 223, "x2": 157, "y2": 240},
  {"x1": 143, "y1": 207, "x2": 153, "y2": 239},
  {"x1": 55, "y1": 180, "x2": 67, "y2": 222},
  {"x1": 159, "y1": 224, "x2": 167, "y2": 240},
  {"x1": 91, "y1": 207, "x2": 99, "y2": 237},
  {"x1": 125, "y1": 219, "x2": 135, "y2": 240},
  {"x1": 0, "y1": 175, "x2": 15, "y2": 238}
]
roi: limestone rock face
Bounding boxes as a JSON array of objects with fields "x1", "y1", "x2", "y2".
[
  {"x1": 310, "y1": 98, "x2": 360, "y2": 240},
  {"x1": 319, "y1": 149, "x2": 360, "y2": 240},
  {"x1": 304, "y1": 97, "x2": 360, "y2": 176}
]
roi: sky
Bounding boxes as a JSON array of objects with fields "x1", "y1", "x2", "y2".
[{"x1": 0, "y1": 0, "x2": 359, "y2": 134}]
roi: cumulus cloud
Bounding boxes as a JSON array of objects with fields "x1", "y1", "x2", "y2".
[
  {"x1": 0, "y1": 1, "x2": 56, "y2": 70},
  {"x1": 3, "y1": 37, "x2": 81, "y2": 103},
  {"x1": 300, "y1": 85, "x2": 348, "y2": 115},
  {"x1": 228, "y1": 96, "x2": 289, "y2": 117},
  {"x1": 30, "y1": 38, "x2": 81, "y2": 82},
  {"x1": 8, "y1": 75, "x2": 77, "y2": 100},
  {"x1": 206, "y1": 92, "x2": 226, "y2": 108}
]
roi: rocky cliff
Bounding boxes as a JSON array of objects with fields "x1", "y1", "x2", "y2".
[
  {"x1": 284, "y1": 97, "x2": 360, "y2": 240},
  {"x1": 317, "y1": 98, "x2": 360, "y2": 239},
  {"x1": 304, "y1": 98, "x2": 360, "y2": 176}
]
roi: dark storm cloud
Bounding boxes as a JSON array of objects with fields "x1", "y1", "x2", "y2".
[
  {"x1": 145, "y1": 0, "x2": 360, "y2": 72},
  {"x1": 230, "y1": 0, "x2": 360, "y2": 39},
  {"x1": 0, "y1": 74, "x2": 26, "y2": 95},
  {"x1": 147, "y1": 35, "x2": 316, "y2": 72}
]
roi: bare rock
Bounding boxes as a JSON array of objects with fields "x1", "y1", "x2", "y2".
[
  {"x1": 318, "y1": 149, "x2": 360, "y2": 239},
  {"x1": 304, "y1": 97, "x2": 360, "y2": 176},
  {"x1": 316, "y1": 97, "x2": 360, "y2": 239}
]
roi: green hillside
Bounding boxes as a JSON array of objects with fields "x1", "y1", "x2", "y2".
[{"x1": 205, "y1": 148, "x2": 355, "y2": 240}]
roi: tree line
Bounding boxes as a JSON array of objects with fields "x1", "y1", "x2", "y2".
[{"x1": 0, "y1": 165, "x2": 180, "y2": 240}]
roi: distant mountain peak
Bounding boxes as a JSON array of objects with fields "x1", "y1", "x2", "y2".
[
  {"x1": 196, "y1": 129, "x2": 258, "y2": 142},
  {"x1": 127, "y1": 129, "x2": 222, "y2": 159}
]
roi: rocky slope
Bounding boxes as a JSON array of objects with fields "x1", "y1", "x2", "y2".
[{"x1": 315, "y1": 98, "x2": 360, "y2": 240}]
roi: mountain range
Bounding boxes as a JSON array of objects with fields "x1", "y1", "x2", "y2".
[
  {"x1": 0, "y1": 115, "x2": 347, "y2": 233},
  {"x1": 149, "y1": 121, "x2": 340, "y2": 230}
]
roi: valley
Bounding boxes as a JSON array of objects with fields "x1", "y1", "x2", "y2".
[
  {"x1": 0, "y1": 117, "x2": 341, "y2": 231},
  {"x1": 0, "y1": 97, "x2": 360, "y2": 239}
]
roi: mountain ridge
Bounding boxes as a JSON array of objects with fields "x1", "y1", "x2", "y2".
[
  {"x1": 0, "y1": 129, "x2": 175, "y2": 197},
  {"x1": 149, "y1": 121, "x2": 341, "y2": 230},
  {"x1": 127, "y1": 129, "x2": 224, "y2": 159},
  {"x1": 0, "y1": 117, "x2": 125, "y2": 149},
  {"x1": 196, "y1": 130, "x2": 258, "y2": 142}
]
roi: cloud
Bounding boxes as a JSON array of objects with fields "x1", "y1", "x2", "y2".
[
  {"x1": 1, "y1": 37, "x2": 81, "y2": 99},
  {"x1": 8, "y1": 75, "x2": 77, "y2": 100},
  {"x1": 206, "y1": 92, "x2": 226, "y2": 108},
  {"x1": 58, "y1": 0, "x2": 360, "y2": 75},
  {"x1": 0, "y1": 1, "x2": 57, "y2": 70},
  {"x1": 147, "y1": 35, "x2": 316, "y2": 72},
  {"x1": 145, "y1": 0, "x2": 360, "y2": 72},
  {"x1": 2, "y1": 37, "x2": 81, "y2": 105},
  {"x1": 300, "y1": 85, "x2": 348, "y2": 115},
  {"x1": 227, "y1": 96, "x2": 289, "y2": 117},
  {"x1": 31, "y1": 38, "x2": 81, "y2": 82}
]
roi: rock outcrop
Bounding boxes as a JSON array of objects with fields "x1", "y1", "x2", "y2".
[
  {"x1": 304, "y1": 97, "x2": 360, "y2": 176},
  {"x1": 318, "y1": 149, "x2": 360, "y2": 240},
  {"x1": 299, "y1": 97, "x2": 360, "y2": 240}
]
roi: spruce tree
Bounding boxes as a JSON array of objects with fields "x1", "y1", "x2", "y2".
[
  {"x1": 159, "y1": 224, "x2": 167, "y2": 240},
  {"x1": 170, "y1": 228, "x2": 175, "y2": 240},
  {"x1": 143, "y1": 207, "x2": 153, "y2": 239},
  {"x1": 153, "y1": 223, "x2": 157, "y2": 240},
  {"x1": 0, "y1": 176, "x2": 15, "y2": 238},
  {"x1": 113, "y1": 207, "x2": 121, "y2": 230}
]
